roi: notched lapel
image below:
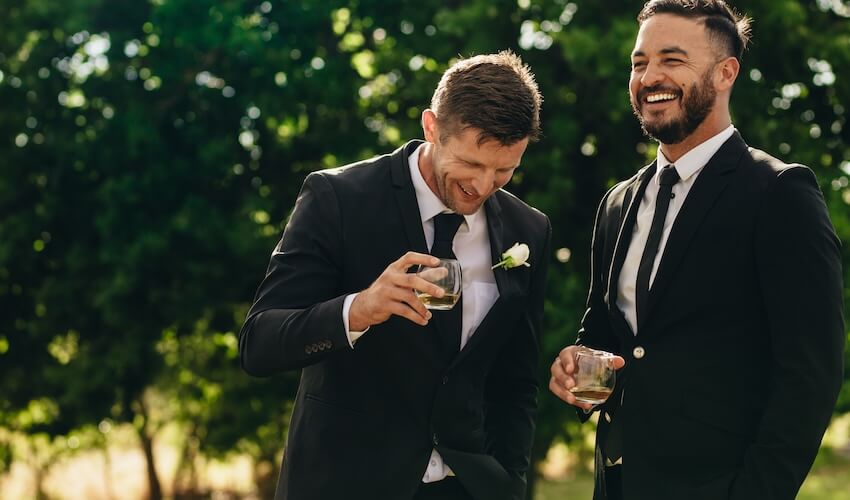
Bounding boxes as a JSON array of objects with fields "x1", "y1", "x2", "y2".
[
  {"x1": 606, "y1": 164, "x2": 655, "y2": 313},
  {"x1": 450, "y1": 195, "x2": 528, "y2": 366},
  {"x1": 643, "y1": 133, "x2": 748, "y2": 326},
  {"x1": 391, "y1": 141, "x2": 429, "y2": 254},
  {"x1": 451, "y1": 294, "x2": 523, "y2": 368},
  {"x1": 484, "y1": 195, "x2": 529, "y2": 300}
]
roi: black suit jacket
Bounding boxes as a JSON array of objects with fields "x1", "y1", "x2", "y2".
[
  {"x1": 239, "y1": 141, "x2": 551, "y2": 500},
  {"x1": 578, "y1": 132, "x2": 845, "y2": 500}
]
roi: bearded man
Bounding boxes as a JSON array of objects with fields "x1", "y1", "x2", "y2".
[{"x1": 548, "y1": 1, "x2": 844, "y2": 499}]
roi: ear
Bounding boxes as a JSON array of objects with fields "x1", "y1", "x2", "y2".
[
  {"x1": 715, "y1": 56, "x2": 740, "y2": 92},
  {"x1": 422, "y1": 109, "x2": 439, "y2": 143}
]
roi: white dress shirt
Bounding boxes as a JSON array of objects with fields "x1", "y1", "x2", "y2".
[
  {"x1": 342, "y1": 143, "x2": 500, "y2": 483},
  {"x1": 617, "y1": 125, "x2": 735, "y2": 334}
]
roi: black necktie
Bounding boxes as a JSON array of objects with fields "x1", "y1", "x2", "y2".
[
  {"x1": 430, "y1": 213, "x2": 464, "y2": 358},
  {"x1": 431, "y1": 213, "x2": 464, "y2": 259},
  {"x1": 635, "y1": 165, "x2": 680, "y2": 327}
]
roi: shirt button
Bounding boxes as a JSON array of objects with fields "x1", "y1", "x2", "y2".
[
  {"x1": 431, "y1": 459, "x2": 437, "y2": 466},
  {"x1": 633, "y1": 346, "x2": 646, "y2": 359}
]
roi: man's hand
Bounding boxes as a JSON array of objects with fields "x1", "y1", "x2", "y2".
[
  {"x1": 349, "y1": 252, "x2": 446, "y2": 331},
  {"x1": 549, "y1": 345, "x2": 626, "y2": 411}
]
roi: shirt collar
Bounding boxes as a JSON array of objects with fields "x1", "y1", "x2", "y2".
[
  {"x1": 656, "y1": 124, "x2": 735, "y2": 183},
  {"x1": 409, "y1": 144, "x2": 481, "y2": 232}
]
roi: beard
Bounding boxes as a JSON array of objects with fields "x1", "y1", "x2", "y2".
[{"x1": 632, "y1": 69, "x2": 717, "y2": 145}]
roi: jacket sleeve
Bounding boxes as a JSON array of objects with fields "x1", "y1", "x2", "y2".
[
  {"x1": 484, "y1": 216, "x2": 551, "y2": 500},
  {"x1": 730, "y1": 166, "x2": 845, "y2": 499},
  {"x1": 238, "y1": 172, "x2": 353, "y2": 377}
]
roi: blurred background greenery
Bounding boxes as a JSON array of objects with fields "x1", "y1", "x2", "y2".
[{"x1": 1, "y1": 0, "x2": 849, "y2": 498}]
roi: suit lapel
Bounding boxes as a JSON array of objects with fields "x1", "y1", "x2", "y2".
[
  {"x1": 606, "y1": 164, "x2": 655, "y2": 319},
  {"x1": 450, "y1": 193, "x2": 526, "y2": 367},
  {"x1": 390, "y1": 140, "x2": 429, "y2": 254},
  {"x1": 642, "y1": 133, "x2": 747, "y2": 327},
  {"x1": 484, "y1": 194, "x2": 526, "y2": 300}
]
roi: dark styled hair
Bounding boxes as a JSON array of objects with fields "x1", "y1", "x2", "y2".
[
  {"x1": 430, "y1": 50, "x2": 542, "y2": 145},
  {"x1": 638, "y1": 0, "x2": 752, "y2": 61}
]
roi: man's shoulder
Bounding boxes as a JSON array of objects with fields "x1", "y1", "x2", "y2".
[
  {"x1": 310, "y1": 150, "x2": 395, "y2": 183},
  {"x1": 494, "y1": 188, "x2": 549, "y2": 227},
  {"x1": 303, "y1": 142, "x2": 418, "y2": 197},
  {"x1": 745, "y1": 146, "x2": 807, "y2": 174},
  {"x1": 598, "y1": 164, "x2": 650, "y2": 211},
  {"x1": 612, "y1": 165, "x2": 648, "y2": 197},
  {"x1": 741, "y1": 145, "x2": 818, "y2": 189}
]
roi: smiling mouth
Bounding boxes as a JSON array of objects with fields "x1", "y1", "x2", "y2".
[
  {"x1": 459, "y1": 184, "x2": 477, "y2": 198},
  {"x1": 645, "y1": 92, "x2": 679, "y2": 104}
]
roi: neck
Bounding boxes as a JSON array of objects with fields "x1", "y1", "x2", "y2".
[{"x1": 418, "y1": 142, "x2": 441, "y2": 197}]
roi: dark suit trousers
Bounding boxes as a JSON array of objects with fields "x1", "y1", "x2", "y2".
[
  {"x1": 413, "y1": 478, "x2": 473, "y2": 500},
  {"x1": 604, "y1": 465, "x2": 623, "y2": 500}
]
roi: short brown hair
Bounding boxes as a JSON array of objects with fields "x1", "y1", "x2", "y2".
[
  {"x1": 430, "y1": 50, "x2": 542, "y2": 145},
  {"x1": 638, "y1": 0, "x2": 752, "y2": 61}
]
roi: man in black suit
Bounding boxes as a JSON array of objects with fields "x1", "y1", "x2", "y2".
[
  {"x1": 240, "y1": 51, "x2": 551, "y2": 500},
  {"x1": 549, "y1": 1, "x2": 844, "y2": 499}
]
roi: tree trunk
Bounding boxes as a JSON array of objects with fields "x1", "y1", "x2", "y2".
[
  {"x1": 172, "y1": 423, "x2": 201, "y2": 498},
  {"x1": 34, "y1": 465, "x2": 48, "y2": 500},
  {"x1": 136, "y1": 397, "x2": 163, "y2": 500},
  {"x1": 102, "y1": 445, "x2": 116, "y2": 500},
  {"x1": 139, "y1": 427, "x2": 162, "y2": 500}
]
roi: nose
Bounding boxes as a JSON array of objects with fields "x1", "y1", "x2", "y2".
[
  {"x1": 470, "y1": 170, "x2": 496, "y2": 195},
  {"x1": 640, "y1": 61, "x2": 664, "y2": 88}
]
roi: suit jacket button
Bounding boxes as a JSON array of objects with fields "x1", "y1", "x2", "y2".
[
  {"x1": 442, "y1": 376, "x2": 448, "y2": 385},
  {"x1": 432, "y1": 433, "x2": 439, "y2": 446},
  {"x1": 633, "y1": 346, "x2": 645, "y2": 359},
  {"x1": 304, "y1": 345, "x2": 311, "y2": 354}
]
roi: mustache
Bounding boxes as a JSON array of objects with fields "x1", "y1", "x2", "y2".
[{"x1": 637, "y1": 85, "x2": 682, "y2": 101}]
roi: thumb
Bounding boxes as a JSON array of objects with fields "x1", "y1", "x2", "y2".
[{"x1": 612, "y1": 356, "x2": 626, "y2": 370}]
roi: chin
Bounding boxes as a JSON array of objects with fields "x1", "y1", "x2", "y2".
[{"x1": 453, "y1": 201, "x2": 483, "y2": 216}]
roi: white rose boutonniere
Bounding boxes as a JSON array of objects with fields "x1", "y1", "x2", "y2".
[{"x1": 491, "y1": 242, "x2": 531, "y2": 270}]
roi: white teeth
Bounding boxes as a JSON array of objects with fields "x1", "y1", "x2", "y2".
[{"x1": 646, "y1": 93, "x2": 677, "y2": 103}]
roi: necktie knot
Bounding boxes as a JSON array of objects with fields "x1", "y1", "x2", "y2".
[
  {"x1": 659, "y1": 165, "x2": 680, "y2": 186},
  {"x1": 432, "y1": 213, "x2": 464, "y2": 258}
]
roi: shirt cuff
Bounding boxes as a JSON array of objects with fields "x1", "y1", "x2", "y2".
[{"x1": 342, "y1": 293, "x2": 369, "y2": 348}]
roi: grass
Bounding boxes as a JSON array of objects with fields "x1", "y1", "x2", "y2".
[{"x1": 536, "y1": 447, "x2": 850, "y2": 500}]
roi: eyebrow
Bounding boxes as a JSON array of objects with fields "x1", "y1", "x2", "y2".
[{"x1": 631, "y1": 46, "x2": 690, "y2": 58}]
